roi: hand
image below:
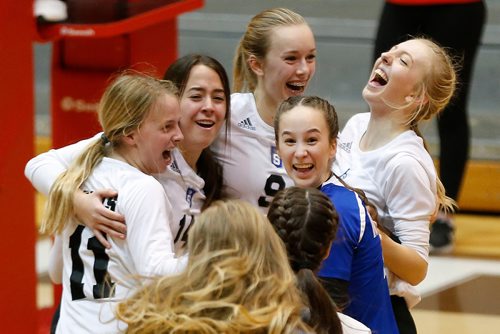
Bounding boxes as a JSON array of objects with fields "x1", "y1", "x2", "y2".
[{"x1": 73, "y1": 188, "x2": 126, "y2": 248}]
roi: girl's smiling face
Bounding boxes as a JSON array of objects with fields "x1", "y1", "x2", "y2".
[
  {"x1": 179, "y1": 64, "x2": 227, "y2": 153},
  {"x1": 363, "y1": 39, "x2": 432, "y2": 108},
  {"x1": 255, "y1": 24, "x2": 316, "y2": 108},
  {"x1": 277, "y1": 105, "x2": 336, "y2": 189},
  {"x1": 132, "y1": 93, "x2": 183, "y2": 174}
]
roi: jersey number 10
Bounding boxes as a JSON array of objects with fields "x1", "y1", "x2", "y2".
[{"x1": 69, "y1": 225, "x2": 115, "y2": 301}]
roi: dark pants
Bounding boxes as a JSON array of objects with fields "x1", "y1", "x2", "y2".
[
  {"x1": 374, "y1": 1, "x2": 486, "y2": 201},
  {"x1": 391, "y1": 295, "x2": 417, "y2": 334},
  {"x1": 51, "y1": 302, "x2": 61, "y2": 334}
]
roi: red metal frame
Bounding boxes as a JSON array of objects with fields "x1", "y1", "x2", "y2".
[
  {"x1": 0, "y1": 1, "x2": 203, "y2": 333},
  {"x1": 35, "y1": 0, "x2": 203, "y2": 41}
]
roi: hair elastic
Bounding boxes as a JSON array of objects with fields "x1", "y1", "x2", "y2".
[{"x1": 101, "y1": 133, "x2": 110, "y2": 145}]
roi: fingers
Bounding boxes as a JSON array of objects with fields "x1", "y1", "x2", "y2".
[
  {"x1": 98, "y1": 216, "x2": 126, "y2": 238},
  {"x1": 99, "y1": 206, "x2": 126, "y2": 224},
  {"x1": 93, "y1": 230, "x2": 111, "y2": 249},
  {"x1": 94, "y1": 188, "x2": 118, "y2": 199},
  {"x1": 74, "y1": 188, "x2": 127, "y2": 247}
]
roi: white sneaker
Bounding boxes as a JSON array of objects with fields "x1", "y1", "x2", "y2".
[{"x1": 34, "y1": 0, "x2": 68, "y2": 22}]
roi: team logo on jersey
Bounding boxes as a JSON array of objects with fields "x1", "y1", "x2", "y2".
[
  {"x1": 185, "y1": 187, "x2": 196, "y2": 205},
  {"x1": 170, "y1": 158, "x2": 181, "y2": 174},
  {"x1": 338, "y1": 141, "x2": 352, "y2": 153},
  {"x1": 271, "y1": 146, "x2": 282, "y2": 167},
  {"x1": 337, "y1": 168, "x2": 350, "y2": 180},
  {"x1": 237, "y1": 117, "x2": 256, "y2": 131}
]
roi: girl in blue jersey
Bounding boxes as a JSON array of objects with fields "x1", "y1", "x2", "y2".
[
  {"x1": 274, "y1": 95, "x2": 399, "y2": 334},
  {"x1": 268, "y1": 186, "x2": 372, "y2": 334}
]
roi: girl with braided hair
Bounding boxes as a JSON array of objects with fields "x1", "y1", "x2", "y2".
[
  {"x1": 268, "y1": 186, "x2": 371, "y2": 334},
  {"x1": 274, "y1": 96, "x2": 398, "y2": 334}
]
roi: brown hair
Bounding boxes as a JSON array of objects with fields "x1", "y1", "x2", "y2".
[
  {"x1": 274, "y1": 95, "x2": 339, "y2": 146},
  {"x1": 163, "y1": 54, "x2": 231, "y2": 209},
  {"x1": 268, "y1": 187, "x2": 342, "y2": 334}
]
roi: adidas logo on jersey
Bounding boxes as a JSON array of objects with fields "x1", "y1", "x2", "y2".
[
  {"x1": 339, "y1": 141, "x2": 352, "y2": 153},
  {"x1": 237, "y1": 117, "x2": 256, "y2": 131},
  {"x1": 170, "y1": 159, "x2": 181, "y2": 174}
]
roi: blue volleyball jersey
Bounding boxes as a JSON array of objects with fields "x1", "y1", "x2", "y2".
[{"x1": 318, "y1": 175, "x2": 399, "y2": 334}]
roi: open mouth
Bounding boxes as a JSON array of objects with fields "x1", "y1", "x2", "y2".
[
  {"x1": 196, "y1": 120, "x2": 215, "y2": 129},
  {"x1": 370, "y1": 68, "x2": 388, "y2": 86},
  {"x1": 293, "y1": 163, "x2": 314, "y2": 173},
  {"x1": 162, "y1": 150, "x2": 172, "y2": 161},
  {"x1": 286, "y1": 82, "x2": 306, "y2": 93}
]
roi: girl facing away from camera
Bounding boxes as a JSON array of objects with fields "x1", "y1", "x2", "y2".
[
  {"x1": 274, "y1": 95, "x2": 399, "y2": 334},
  {"x1": 40, "y1": 73, "x2": 186, "y2": 333},
  {"x1": 211, "y1": 7, "x2": 317, "y2": 213},
  {"x1": 268, "y1": 186, "x2": 372, "y2": 334},
  {"x1": 332, "y1": 37, "x2": 457, "y2": 333},
  {"x1": 116, "y1": 199, "x2": 312, "y2": 334}
]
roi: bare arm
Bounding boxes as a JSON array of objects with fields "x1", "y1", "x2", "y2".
[{"x1": 379, "y1": 231, "x2": 428, "y2": 285}]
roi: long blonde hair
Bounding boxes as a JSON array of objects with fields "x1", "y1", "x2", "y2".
[
  {"x1": 409, "y1": 38, "x2": 459, "y2": 213},
  {"x1": 40, "y1": 73, "x2": 179, "y2": 235},
  {"x1": 233, "y1": 7, "x2": 306, "y2": 92},
  {"x1": 116, "y1": 200, "x2": 310, "y2": 334},
  {"x1": 382, "y1": 37, "x2": 458, "y2": 213}
]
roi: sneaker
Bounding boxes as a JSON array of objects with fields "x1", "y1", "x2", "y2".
[
  {"x1": 429, "y1": 218, "x2": 455, "y2": 255},
  {"x1": 34, "y1": 0, "x2": 68, "y2": 23}
]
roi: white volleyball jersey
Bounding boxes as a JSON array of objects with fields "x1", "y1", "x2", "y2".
[
  {"x1": 211, "y1": 93, "x2": 293, "y2": 214},
  {"x1": 25, "y1": 134, "x2": 205, "y2": 332},
  {"x1": 155, "y1": 149, "x2": 205, "y2": 254},
  {"x1": 56, "y1": 158, "x2": 185, "y2": 334},
  {"x1": 333, "y1": 112, "x2": 437, "y2": 304},
  {"x1": 25, "y1": 133, "x2": 203, "y2": 255}
]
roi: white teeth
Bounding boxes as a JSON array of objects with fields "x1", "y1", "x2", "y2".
[
  {"x1": 288, "y1": 82, "x2": 305, "y2": 87},
  {"x1": 374, "y1": 69, "x2": 388, "y2": 83},
  {"x1": 294, "y1": 163, "x2": 313, "y2": 169},
  {"x1": 196, "y1": 120, "x2": 215, "y2": 128}
]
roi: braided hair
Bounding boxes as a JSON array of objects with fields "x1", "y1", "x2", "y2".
[
  {"x1": 268, "y1": 187, "x2": 338, "y2": 272},
  {"x1": 268, "y1": 187, "x2": 342, "y2": 334}
]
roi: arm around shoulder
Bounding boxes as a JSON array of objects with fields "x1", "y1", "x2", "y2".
[{"x1": 24, "y1": 133, "x2": 102, "y2": 195}]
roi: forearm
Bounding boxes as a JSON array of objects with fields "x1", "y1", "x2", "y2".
[{"x1": 380, "y1": 232, "x2": 428, "y2": 285}]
